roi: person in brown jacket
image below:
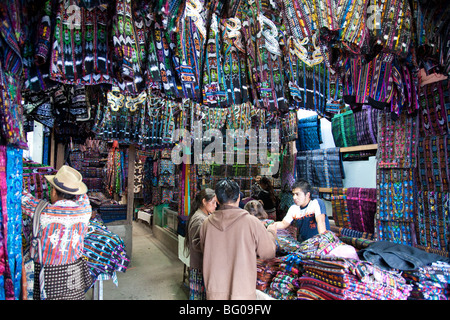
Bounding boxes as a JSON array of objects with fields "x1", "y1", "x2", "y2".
[{"x1": 200, "y1": 179, "x2": 277, "y2": 300}]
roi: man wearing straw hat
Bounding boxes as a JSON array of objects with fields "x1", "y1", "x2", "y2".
[{"x1": 22, "y1": 165, "x2": 93, "y2": 300}]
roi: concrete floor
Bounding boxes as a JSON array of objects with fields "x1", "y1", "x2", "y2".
[{"x1": 97, "y1": 221, "x2": 189, "y2": 300}]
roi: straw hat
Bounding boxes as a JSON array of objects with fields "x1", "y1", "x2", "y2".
[{"x1": 45, "y1": 165, "x2": 88, "y2": 195}]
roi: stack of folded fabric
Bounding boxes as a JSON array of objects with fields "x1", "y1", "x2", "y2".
[
  {"x1": 286, "y1": 253, "x2": 412, "y2": 300},
  {"x1": 83, "y1": 218, "x2": 130, "y2": 286},
  {"x1": 266, "y1": 270, "x2": 299, "y2": 300},
  {"x1": 403, "y1": 261, "x2": 450, "y2": 300},
  {"x1": 256, "y1": 258, "x2": 281, "y2": 292}
]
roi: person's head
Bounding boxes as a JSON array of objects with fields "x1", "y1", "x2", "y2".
[
  {"x1": 45, "y1": 165, "x2": 87, "y2": 204},
  {"x1": 185, "y1": 188, "x2": 216, "y2": 255},
  {"x1": 51, "y1": 188, "x2": 77, "y2": 203},
  {"x1": 190, "y1": 188, "x2": 217, "y2": 216},
  {"x1": 244, "y1": 200, "x2": 268, "y2": 220},
  {"x1": 215, "y1": 179, "x2": 240, "y2": 206},
  {"x1": 291, "y1": 179, "x2": 312, "y2": 207}
]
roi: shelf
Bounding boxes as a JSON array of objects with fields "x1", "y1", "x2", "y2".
[
  {"x1": 318, "y1": 187, "x2": 344, "y2": 193},
  {"x1": 339, "y1": 144, "x2": 378, "y2": 153}
]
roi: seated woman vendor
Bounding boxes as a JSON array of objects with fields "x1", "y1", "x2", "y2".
[{"x1": 271, "y1": 179, "x2": 329, "y2": 242}]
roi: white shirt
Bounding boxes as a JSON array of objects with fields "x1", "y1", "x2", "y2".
[{"x1": 283, "y1": 199, "x2": 322, "y2": 224}]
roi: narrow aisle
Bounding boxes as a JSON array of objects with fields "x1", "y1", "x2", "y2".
[{"x1": 102, "y1": 221, "x2": 189, "y2": 300}]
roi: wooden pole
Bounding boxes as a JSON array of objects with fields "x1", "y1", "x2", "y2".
[{"x1": 126, "y1": 144, "x2": 136, "y2": 225}]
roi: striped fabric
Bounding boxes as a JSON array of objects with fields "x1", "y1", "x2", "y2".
[{"x1": 22, "y1": 191, "x2": 92, "y2": 266}]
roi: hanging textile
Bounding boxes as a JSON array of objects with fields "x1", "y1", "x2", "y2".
[
  {"x1": 346, "y1": 187, "x2": 377, "y2": 234},
  {"x1": 0, "y1": 146, "x2": 13, "y2": 300},
  {"x1": 154, "y1": 17, "x2": 182, "y2": 99},
  {"x1": 240, "y1": 0, "x2": 287, "y2": 112},
  {"x1": 376, "y1": 168, "x2": 417, "y2": 246},
  {"x1": 367, "y1": 0, "x2": 413, "y2": 58},
  {"x1": 418, "y1": 79, "x2": 450, "y2": 137},
  {"x1": 353, "y1": 105, "x2": 379, "y2": 146},
  {"x1": 105, "y1": 141, "x2": 125, "y2": 197},
  {"x1": 417, "y1": 135, "x2": 450, "y2": 193},
  {"x1": 111, "y1": 0, "x2": 149, "y2": 94},
  {"x1": 94, "y1": 87, "x2": 147, "y2": 145},
  {"x1": 3, "y1": 146, "x2": 23, "y2": 300},
  {"x1": 0, "y1": 3, "x2": 27, "y2": 148},
  {"x1": 330, "y1": 188, "x2": 351, "y2": 229},
  {"x1": 296, "y1": 148, "x2": 344, "y2": 188},
  {"x1": 220, "y1": 15, "x2": 251, "y2": 105},
  {"x1": 331, "y1": 109, "x2": 364, "y2": 160},
  {"x1": 21, "y1": 0, "x2": 56, "y2": 92},
  {"x1": 173, "y1": 0, "x2": 208, "y2": 101},
  {"x1": 377, "y1": 111, "x2": 419, "y2": 169},
  {"x1": 50, "y1": 0, "x2": 112, "y2": 86},
  {"x1": 296, "y1": 115, "x2": 322, "y2": 151},
  {"x1": 416, "y1": 191, "x2": 450, "y2": 256}
]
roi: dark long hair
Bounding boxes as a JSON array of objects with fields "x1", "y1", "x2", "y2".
[
  {"x1": 184, "y1": 188, "x2": 216, "y2": 256},
  {"x1": 260, "y1": 177, "x2": 276, "y2": 205}
]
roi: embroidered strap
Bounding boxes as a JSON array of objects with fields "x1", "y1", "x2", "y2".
[{"x1": 32, "y1": 199, "x2": 49, "y2": 299}]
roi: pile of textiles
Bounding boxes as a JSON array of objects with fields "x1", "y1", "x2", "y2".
[
  {"x1": 276, "y1": 229, "x2": 302, "y2": 255},
  {"x1": 296, "y1": 231, "x2": 359, "y2": 260},
  {"x1": 83, "y1": 218, "x2": 130, "y2": 286},
  {"x1": 256, "y1": 258, "x2": 281, "y2": 292},
  {"x1": 289, "y1": 254, "x2": 413, "y2": 300},
  {"x1": 330, "y1": 226, "x2": 375, "y2": 251},
  {"x1": 403, "y1": 261, "x2": 450, "y2": 300},
  {"x1": 266, "y1": 270, "x2": 299, "y2": 300}
]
